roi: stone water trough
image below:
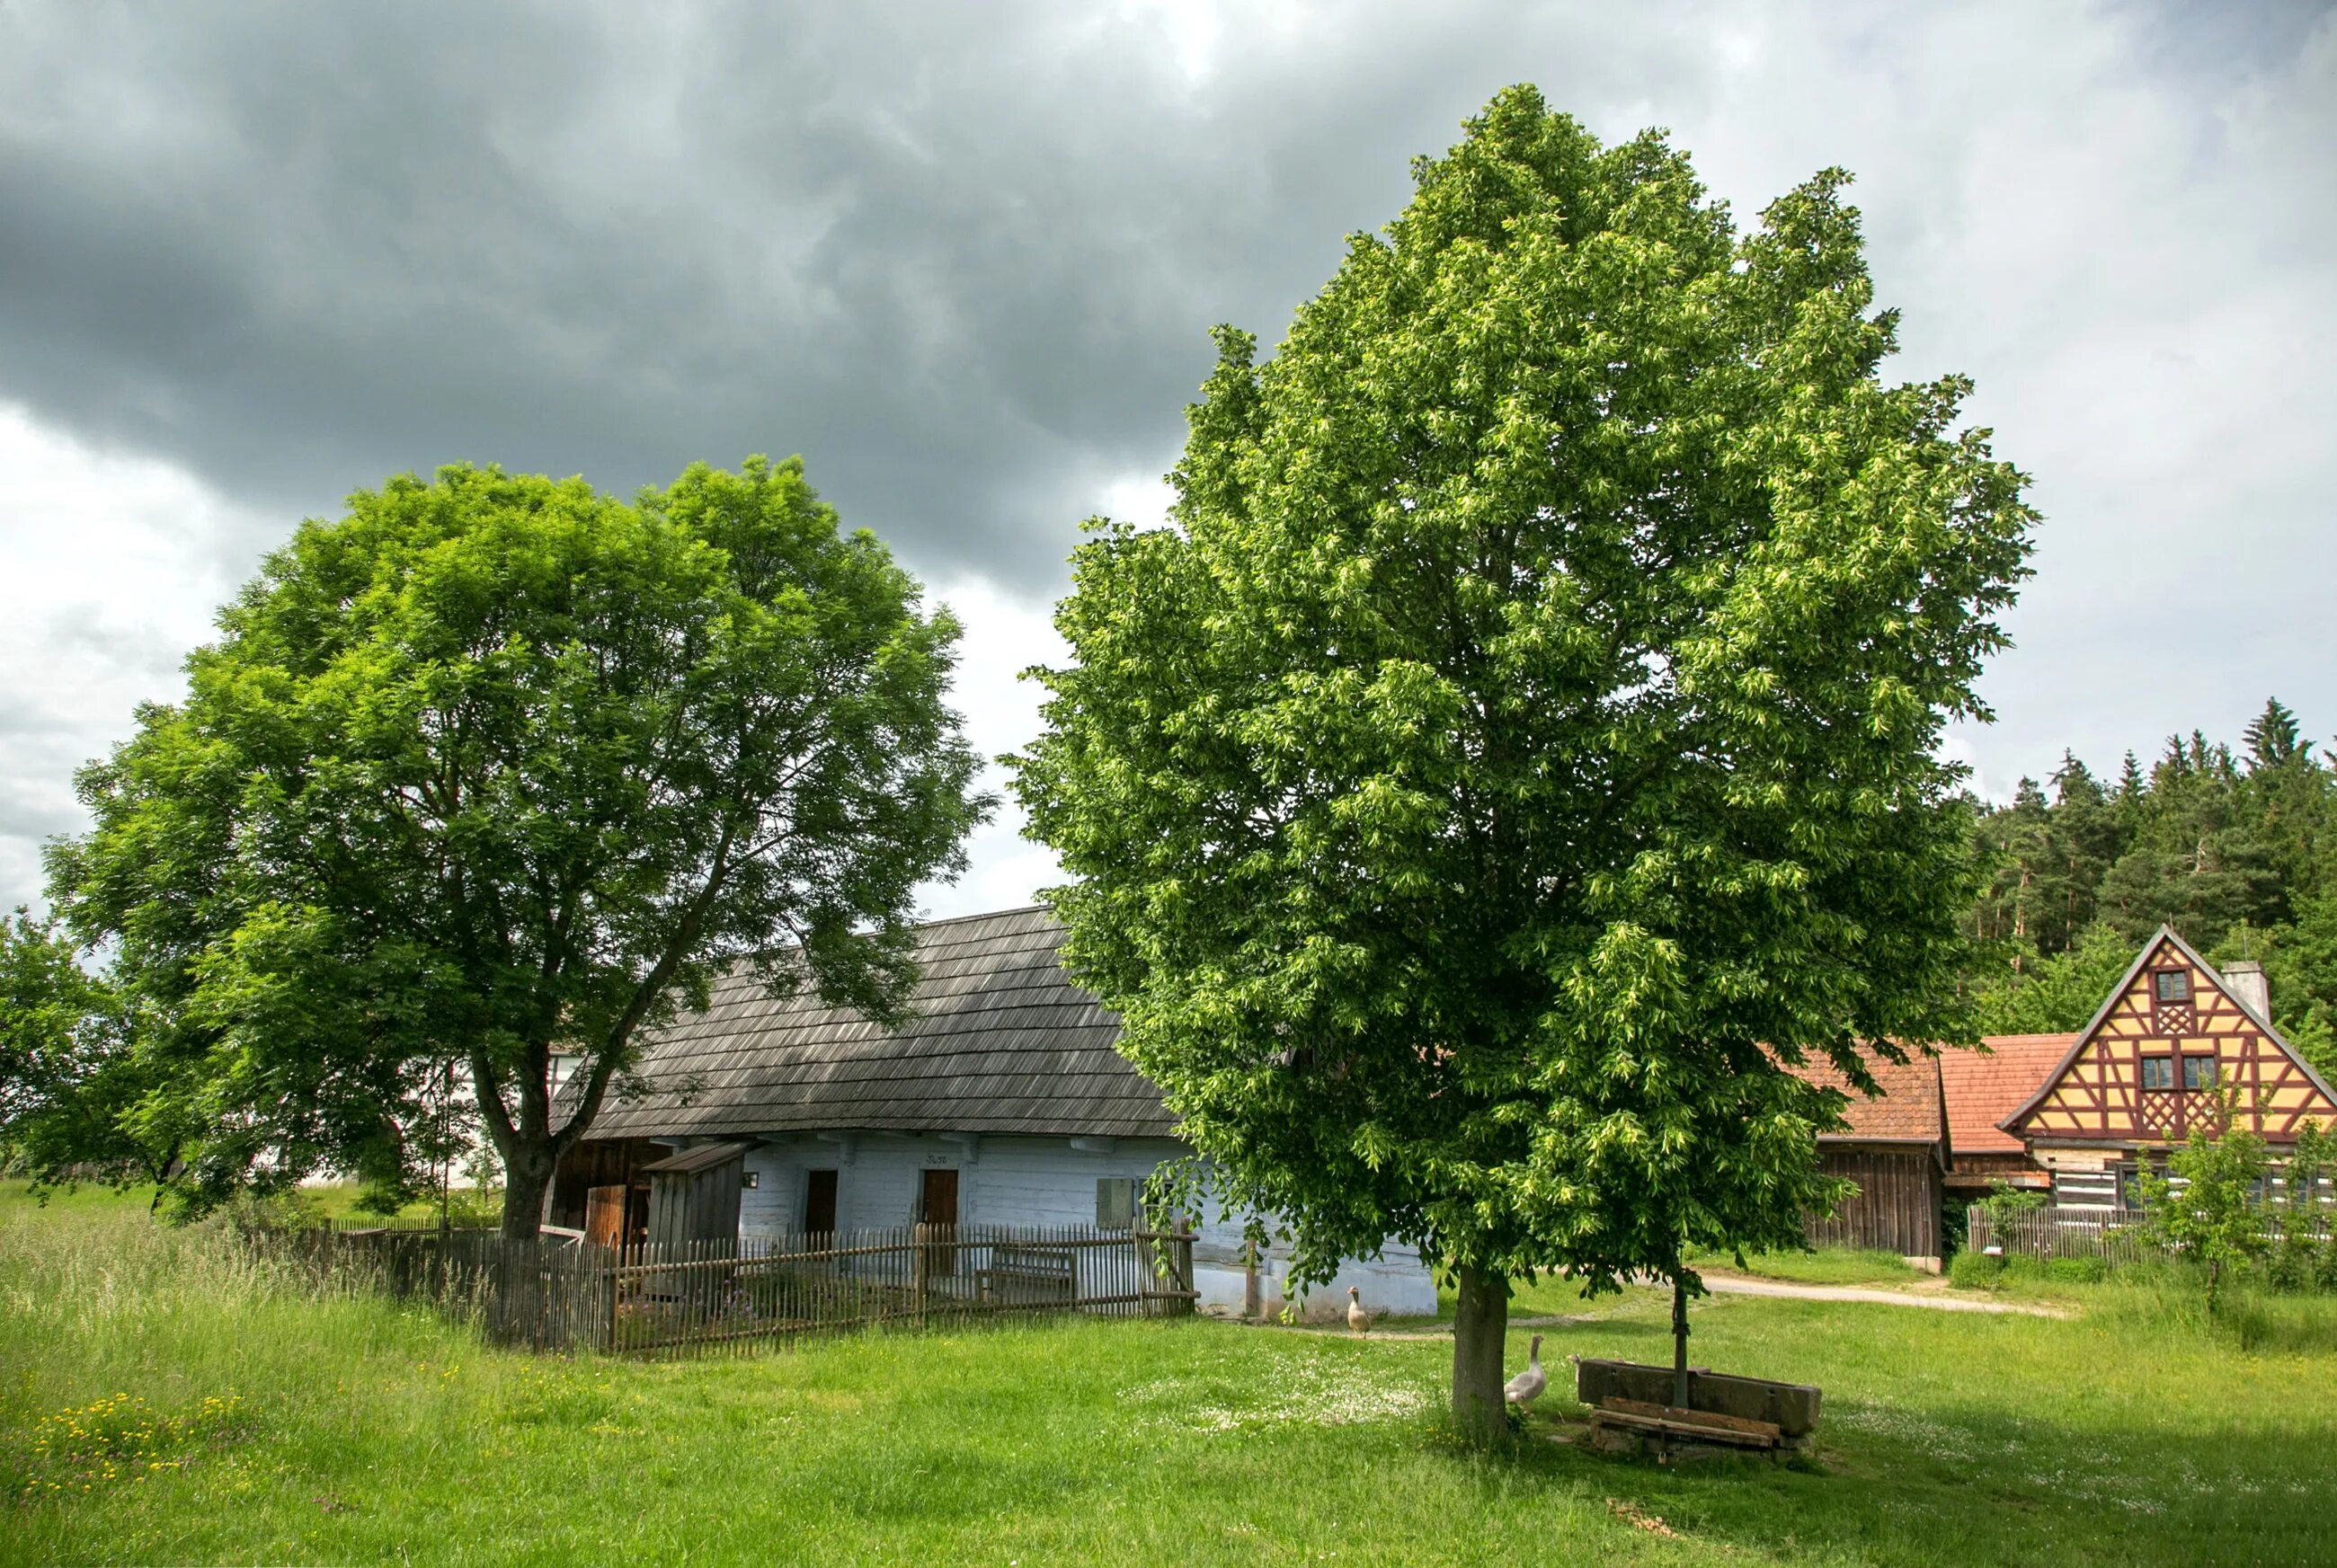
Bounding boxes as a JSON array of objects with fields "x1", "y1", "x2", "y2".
[{"x1": 1573, "y1": 1358, "x2": 1820, "y2": 1462}]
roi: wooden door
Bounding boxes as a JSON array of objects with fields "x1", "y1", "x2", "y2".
[
  {"x1": 584, "y1": 1184, "x2": 627, "y2": 1250},
  {"x1": 919, "y1": 1168, "x2": 959, "y2": 1278},
  {"x1": 802, "y1": 1168, "x2": 838, "y2": 1239}
]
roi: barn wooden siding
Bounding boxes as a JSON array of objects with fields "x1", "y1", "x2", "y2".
[
  {"x1": 547, "y1": 1138, "x2": 665, "y2": 1232},
  {"x1": 640, "y1": 1141, "x2": 750, "y2": 1246},
  {"x1": 1805, "y1": 1147, "x2": 1942, "y2": 1259}
]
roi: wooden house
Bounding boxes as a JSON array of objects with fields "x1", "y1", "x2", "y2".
[
  {"x1": 550, "y1": 907, "x2": 1438, "y2": 1320},
  {"x1": 1791, "y1": 1050, "x2": 1951, "y2": 1266},
  {"x1": 1999, "y1": 926, "x2": 2337, "y2": 1209}
]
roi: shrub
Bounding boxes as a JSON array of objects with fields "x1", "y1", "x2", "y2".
[
  {"x1": 1949, "y1": 1251, "x2": 2004, "y2": 1289},
  {"x1": 2137, "y1": 1096, "x2": 2271, "y2": 1313},
  {"x1": 1975, "y1": 1180, "x2": 2047, "y2": 1224},
  {"x1": 2046, "y1": 1256, "x2": 2108, "y2": 1285}
]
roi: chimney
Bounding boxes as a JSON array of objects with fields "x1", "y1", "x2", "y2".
[{"x1": 2221, "y1": 960, "x2": 2270, "y2": 1021}]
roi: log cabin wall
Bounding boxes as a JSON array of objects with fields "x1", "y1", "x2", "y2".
[{"x1": 1805, "y1": 1146, "x2": 1942, "y2": 1260}]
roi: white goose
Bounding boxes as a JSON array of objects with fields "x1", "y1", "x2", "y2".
[
  {"x1": 1504, "y1": 1333, "x2": 1546, "y2": 1408},
  {"x1": 1346, "y1": 1285, "x2": 1372, "y2": 1334}
]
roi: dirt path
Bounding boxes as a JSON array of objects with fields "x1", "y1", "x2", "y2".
[
  {"x1": 1698, "y1": 1273, "x2": 2067, "y2": 1317},
  {"x1": 1266, "y1": 1277, "x2": 2066, "y2": 1339}
]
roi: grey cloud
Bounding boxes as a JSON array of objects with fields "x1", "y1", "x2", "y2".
[
  {"x1": 2, "y1": 0, "x2": 1659, "y2": 587},
  {"x1": 0, "y1": 0, "x2": 2333, "y2": 918}
]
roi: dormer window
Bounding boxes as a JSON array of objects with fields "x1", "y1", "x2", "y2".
[{"x1": 2154, "y1": 970, "x2": 2190, "y2": 1004}]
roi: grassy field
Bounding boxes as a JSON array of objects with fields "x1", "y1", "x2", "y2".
[{"x1": 5, "y1": 1186, "x2": 2334, "y2": 1566}]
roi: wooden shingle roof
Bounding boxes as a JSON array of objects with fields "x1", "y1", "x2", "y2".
[{"x1": 575, "y1": 907, "x2": 1175, "y2": 1142}]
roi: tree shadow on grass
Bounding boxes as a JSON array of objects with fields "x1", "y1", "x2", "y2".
[{"x1": 1488, "y1": 1397, "x2": 2327, "y2": 1568}]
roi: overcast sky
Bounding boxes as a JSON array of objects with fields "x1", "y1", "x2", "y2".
[{"x1": 2, "y1": 1, "x2": 2332, "y2": 921}]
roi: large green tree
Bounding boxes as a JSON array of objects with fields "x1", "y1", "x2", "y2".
[
  {"x1": 48, "y1": 456, "x2": 988, "y2": 1237},
  {"x1": 1012, "y1": 89, "x2": 2034, "y2": 1440}
]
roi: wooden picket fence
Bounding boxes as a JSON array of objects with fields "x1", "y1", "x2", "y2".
[
  {"x1": 1967, "y1": 1205, "x2": 2332, "y2": 1265},
  {"x1": 270, "y1": 1219, "x2": 1197, "y2": 1358},
  {"x1": 1965, "y1": 1208, "x2": 2162, "y2": 1266}
]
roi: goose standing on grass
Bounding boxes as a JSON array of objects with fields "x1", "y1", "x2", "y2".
[
  {"x1": 1505, "y1": 1334, "x2": 1546, "y2": 1408},
  {"x1": 1346, "y1": 1286, "x2": 1371, "y2": 1335}
]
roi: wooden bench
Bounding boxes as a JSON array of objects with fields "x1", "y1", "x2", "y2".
[
  {"x1": 978, "y1": 1243, "x2": 1076, "y2": 1304},
  {"x1": 1575, "y1": 1357, "x2": 1817, "y2": 1464},
  {"x1": 1589, "y1": 1397, "x2": 1784, "y2": 1455}
]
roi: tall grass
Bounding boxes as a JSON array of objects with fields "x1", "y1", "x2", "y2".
[{"x1": 10, "y1": 1183, "x2": 2337, "y2": 1566}]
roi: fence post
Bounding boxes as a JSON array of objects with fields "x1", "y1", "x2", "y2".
[
  {"x1": 1173, "y1": 1216, "x2": 1194, "y2": 1316},
  {"x1": 606, "y1": 1249, "x2": 620, "y2": 1354},
  {"x1": 911, "y1": 1223, "x2": 928, "y2": 1323}
]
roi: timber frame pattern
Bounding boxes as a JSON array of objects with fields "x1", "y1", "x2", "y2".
[{"x1": 2003, "y1": 926, "x2": 2337, "y2": 1147}]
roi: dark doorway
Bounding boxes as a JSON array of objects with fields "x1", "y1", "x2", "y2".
[
  {"x1": 803, "y1": 1168, "x2": 838, "y2": 1238},
  {"x1": 919, "y1": 1167, "x2": 960, "y2": 1278}
]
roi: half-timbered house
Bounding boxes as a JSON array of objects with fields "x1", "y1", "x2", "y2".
[{"x1": 2000, "y1": 926, "x2": 2337, "y2": 1209}]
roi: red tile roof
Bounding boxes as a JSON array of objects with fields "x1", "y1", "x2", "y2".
[
  {"x1": 1789, "y1": 1050, "x2": 1947, "y2": 1147},
  {"x1": 1942, "y1": 1034, "x2": 2075, "y2": 1155}
]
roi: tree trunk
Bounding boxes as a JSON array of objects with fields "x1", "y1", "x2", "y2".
[
  {"x1": 1671, "y1": 1278, "x2": 1692, "y2": 1407},
  {"x1": 1451, "y1": 1263, "x2": 1512, "y2": 1445},
  {"x1": 501, "y1": 1144, "x2": 555, "y2": 1243}
]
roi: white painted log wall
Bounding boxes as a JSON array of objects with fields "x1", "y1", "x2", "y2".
[{"x1": 702, "y1": 1129, "x2": 1436, "y2": 1317}]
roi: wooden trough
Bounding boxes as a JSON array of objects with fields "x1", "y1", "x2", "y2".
[{"x1": 1574, "y1": 1358, "x2": 1819, "y2": 1463}]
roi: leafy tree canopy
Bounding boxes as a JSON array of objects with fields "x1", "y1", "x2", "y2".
[
  {"x1": 46, "y1": 456, "x2": 989, "y2": 1235},
  {"x1": 1012, "y1": 87, "x2": 2034, "y2": 1439}
]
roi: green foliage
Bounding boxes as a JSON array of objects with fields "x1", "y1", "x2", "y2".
[
  {"x1": 2138, "y1": 1102, "x2": 2271, "y2": 1312},
  {"x1": 1012, "y1": 86, "x2": 2033, "y2": 1438},
  {"x1": 43, "y1": 457, "x2": 989, "y2": 1230},
  {"x1": 0, "y1": 910, "x2": 173, "y2": 1191},
  {"x1": 2217, "y1": 894, "x2": 2337, "y2": 1078},
  {"x1": 1974, "y1": 1179, "x2": 2048, "y2": 1225},
  {"x1": 1947, "y1": 1248, "x2": 2004, "y2": 1289},
  {"x1": 2266, "y1": 1121, "x2": 2333, "y2": 1294},
  {"x1": 1968, "y1": 922, "x2": 2137, "y2": 1033},
  {"x1": 2046, "y1": 1255, "x2": 2109, "y2": 1285},
  {"x1": 1965, "y1": 701, "x2": 2337, "y2": 1050}
]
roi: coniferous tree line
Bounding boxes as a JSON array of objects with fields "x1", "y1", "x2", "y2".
[{"x1": 1965, "y1": 698, "x2": 2337, "y2": 1072}]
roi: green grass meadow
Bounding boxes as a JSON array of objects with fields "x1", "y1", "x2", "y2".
[{"x1": 5, "y1": 1184, "x2": 2334, "y2": 1566}]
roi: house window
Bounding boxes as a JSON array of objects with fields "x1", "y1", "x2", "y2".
[
  {"x1": 2140, "y1": 1056, "x2": 2174, "y2": 1092},
  {"x1": 2181, "y1": 1055, "x2": 2217, "y2": 1092},
  {"x1": 742, "y1": 1169, "x2": 759, "y2": 1190},
  {"x1": 1096, "y1": 1177, "x2": 1135, "y2": 1231},
  {"x1": 2154, "y1": 970, "x2": 2190, "y2": 1004},
  {"x1": 2114, "y1": 1160, "x2": 2144, "y2": 1210}
]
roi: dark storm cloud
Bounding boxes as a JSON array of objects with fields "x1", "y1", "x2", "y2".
[
  {"x1": 2, "y1": 1, "x2": 2332, "y2": 919},
  {"x1": 0, "y1": 0, "x2": 1664, "y2": 585}
]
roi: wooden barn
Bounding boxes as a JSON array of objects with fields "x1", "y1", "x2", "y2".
[
  {"x1": 1791, "y1": 1051, "x2": 1951, "y2": 1267},
  {"x1": 548, "y1": 906, "x2": 1440, "y2": 1320},
  {"x1": 2001, "y1": 926, "x2": 2337, "y2": 1209}
]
